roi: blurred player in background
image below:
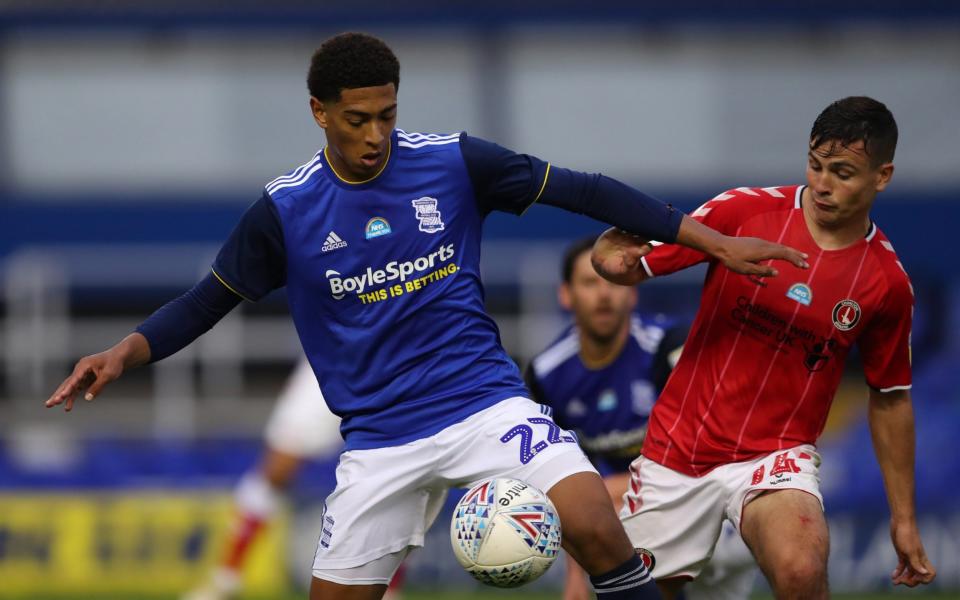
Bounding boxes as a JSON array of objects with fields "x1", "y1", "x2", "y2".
[
  {"x1": 526, "y1": 237, "x2": 756, "y2": 600},
  {"x1": 47, "y1": 32, "x2": 808, "y2": 600},
  {"x1": 592, "y1": 97, "x2": 936, "y2": 599},
  {"x1": 183, "y1": 361, "x2": 396, "y2": 600}
]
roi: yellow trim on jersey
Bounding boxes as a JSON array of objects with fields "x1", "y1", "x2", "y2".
[
  {"x1": 211, "y1": 269, "x2": 252, "y2": 302},
  {"x1": 324, "y1": 138, "x2": 392, "y2": 185},
  {"x1": 520, "y1": 163, "x2": 552, "y2": 216}
]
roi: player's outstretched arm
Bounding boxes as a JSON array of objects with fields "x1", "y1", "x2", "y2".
[
  {"x1": 45, "y1": 333, "x2": 151, "y2": 411},
  {"x1": 674, "y1": 214, "x2": 808, "y2": 277},
  {"x1": 45, "y1": 272, "x2": 243, "y2": 412},
  {"x1": 868, "y1": 388, "x2": 936, "y2": 588},
  {"x1": 459, "y1": 136, "x2": 807, "y2": 276},
  {"x1": 591, "y1": 216, "x2": 810, "y2": 285}
]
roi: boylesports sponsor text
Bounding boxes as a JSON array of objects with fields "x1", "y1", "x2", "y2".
[{"x1": 326, "y1": 243, "x2": 458, "y2": 304}]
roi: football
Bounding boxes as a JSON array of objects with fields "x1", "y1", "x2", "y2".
[{"x1": 450, "y1": 478, "x2": 562, "y2": 588}]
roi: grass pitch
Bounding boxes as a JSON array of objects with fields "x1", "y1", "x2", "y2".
[{"x1": 2, "y1": 591, "x2": 954, "y2": 599}]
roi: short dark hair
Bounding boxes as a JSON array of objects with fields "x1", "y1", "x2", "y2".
[
  {"x1": 809, "y1": 96, "x2": 898, "y2": 166},
  {"x1": 307, "y1": 32, "x2": 400, "y2": 102},
  {"x1": 561, "y1": 235, "x2": 599, "y2": 283}
]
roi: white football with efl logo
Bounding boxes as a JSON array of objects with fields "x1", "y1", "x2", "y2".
[{"x1": 450, "y1": 477, "x2": 562, "y2": 588}]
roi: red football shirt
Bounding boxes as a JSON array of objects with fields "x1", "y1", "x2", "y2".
[{"x1": 641, "y1": 185, "x2": 913, "y2": 476}]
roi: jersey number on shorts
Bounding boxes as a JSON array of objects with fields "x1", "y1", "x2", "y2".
[{"x1": 500, "y1": 417, "x2": 577, "y2": 464}]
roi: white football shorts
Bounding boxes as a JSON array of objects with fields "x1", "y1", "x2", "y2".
[
  {"x1": 311, "y1": 396, "x2": 596, "y2": 583},
  {"x1": 264, "y1": 359, "x2": 342, "y2": 458},
  {"x1": 686, "y1": 521, "x2": 758, "y2": 600},
  {"x1": 620, "y1": 444, "x2": 822, "y2": 580}
]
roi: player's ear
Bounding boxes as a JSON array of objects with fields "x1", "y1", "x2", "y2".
[
  {"x1": 874, "y1": 162, "x2": 894, "y2": 192},
  {"x1": 558, "y1": 283, "x2": 572, "y2": 311},
  {"x1": 310, "y1": 97, "x2": 329, "y2": 129},
  {"x1": 627, "y1": 286, "x2": 638, "y2": 310}
]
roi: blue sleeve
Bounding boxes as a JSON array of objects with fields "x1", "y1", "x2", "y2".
[
  {"x1": 211, "y1": 192, "x2": 287, "y2": 302},
  {"x1": 460, "y1": 133, "x2": 684, "y2": 243},
  {"x1": 135, "y1": 273, "x2": 242, "y2": 363},
  {"x1": 459, "y1": 134, "x2": 551, "y2": 216},
  {"x1": 651, "y1": 324, "x2": 689, "y2": 392}
]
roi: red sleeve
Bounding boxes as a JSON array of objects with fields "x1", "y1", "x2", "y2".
[
  {"x1": 641, "y1": 188, "x2": 754, "y2": 278},
  {"x1": 859, "y1": 275, "x2": 913, "y2": 392}
]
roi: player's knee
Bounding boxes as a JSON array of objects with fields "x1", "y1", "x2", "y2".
[{"x1": 771, "y1": 555, "x2": 827, "y2": 595}]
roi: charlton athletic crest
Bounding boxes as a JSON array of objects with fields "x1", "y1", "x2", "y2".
[{"x1": 832, "y1": 299, "x2": 861, "y2": 331}]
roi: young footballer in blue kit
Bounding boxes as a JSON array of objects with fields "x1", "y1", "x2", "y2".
[{"x1": 46, "y1": 33, "x2": 808, "y2": 600}]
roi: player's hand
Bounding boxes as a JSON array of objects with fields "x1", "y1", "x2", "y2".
[
  {"x1": 590, "y1": 227, "x2": 654, "y2": 286},
  {"x1": 45, "y1": 333, "x2": 150, "y2": 411},
  {"x1": 890, "y1": 519, "x2": 935, "y2": 587},
  {"x1": 45, "y1": 351, "x2": 124, "y2": 411},
  {"x1": 714, "y1": 235, "x2": 809, "y2": 278}
]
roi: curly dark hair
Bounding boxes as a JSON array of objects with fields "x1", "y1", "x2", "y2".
[
  {"x1": 307, "y1": 32, "x2": 400, "y2": 102},
  {"x1": 810, "y1": 96, "x2": 898, "y2": 166}
]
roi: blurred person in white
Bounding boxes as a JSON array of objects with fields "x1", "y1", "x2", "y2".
[
  {"x1": 46, "y1": 32, "x2": 808, "y2": 600},
  {"x1": 183, "y1": 361, "x2": 408, "y2": 600},
  {"x1": 525, "y1": 237, "x2": 757, "y2": 600}
]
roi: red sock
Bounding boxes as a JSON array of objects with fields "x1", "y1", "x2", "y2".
[
  {"x1": 387, "y1": 562, "x2": 406, "y2": 591},
  {"x1": 222, "y1": 512, "x2": 267, "y2": 570}
]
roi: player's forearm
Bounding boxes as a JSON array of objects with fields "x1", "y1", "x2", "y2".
[
  {"x1": 111, "y1": 332, "x2": 152, "y2": 370},
  {"x1": 868, "y1": 389, "x2": 919, "y2": 523},
  {"x1": 135, "y1": 272, "x2": 242, "y2": 362},
  {"x1": 674, "y1": 214, "x2": 732, "y2": 259}
]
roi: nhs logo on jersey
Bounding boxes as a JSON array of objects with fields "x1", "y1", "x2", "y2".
[
  {"x1": 365, "y1": 217, "x2": 392, "y2": 239},
  {"x1": 786, "y1": 283, "x2": 812, "y2": 306}
]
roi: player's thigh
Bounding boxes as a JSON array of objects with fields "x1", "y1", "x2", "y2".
[
  {"x1": 438, "y1": 398, "x2": 625, "y2": 570},
  {"x1": 688, "y1": 522, "x2": 758, "y2": 600},
  {"x1": 724, "y1": 445, "x2": 823, "y2": 533},
  {"x1": 603, "y1": 471, "x2": 631, "y2": 512},
  {"x1": 312, "y1": 442, "x2": 444, "y2": 574},
  {"x1": 311, "y1": 549, "x2": 407, "y2": 599},
  {"x1": 438, "y1": 397, "x2": 597, "y2": 495},
  {"x1": 739, "y1": 489, "x2": 828, "y2": 586},
  {"x1": 722, "y1": 446, "x2": 826, "y2": 593},
  {"x1": 619, "y1": 456, "x2": 726, "y2": 580},
  {"x1": 310, "y1": 580, "x2": 385, "y2": 600}
]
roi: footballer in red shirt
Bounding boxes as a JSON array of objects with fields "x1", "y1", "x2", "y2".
[{"x1": 593, "y1": 97, "x2": 935, "y2": 599}]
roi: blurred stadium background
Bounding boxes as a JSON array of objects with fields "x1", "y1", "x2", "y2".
[{"x1": 0, "y1": 1, "x2": 958, "y2": 598}]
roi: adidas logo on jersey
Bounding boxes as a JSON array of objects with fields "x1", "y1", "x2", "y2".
[{"x1": 322, "y1": 231, "x2": 348, "y2": 253}]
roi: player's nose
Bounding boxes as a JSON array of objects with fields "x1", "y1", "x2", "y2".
[
  {"x1": 365, "y1": 124, "x2": 386, "y2": 147},
  {"x1": 812, "y1": 174, "x2": 831, "y2": 196}
]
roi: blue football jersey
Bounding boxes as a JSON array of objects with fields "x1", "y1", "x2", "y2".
[
  {"x1": 212, "y1": 130, "x2": 547, "y2": 450},
  {"x1": 526, "y1": 315, "x2": 686, "y2": 476}
]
